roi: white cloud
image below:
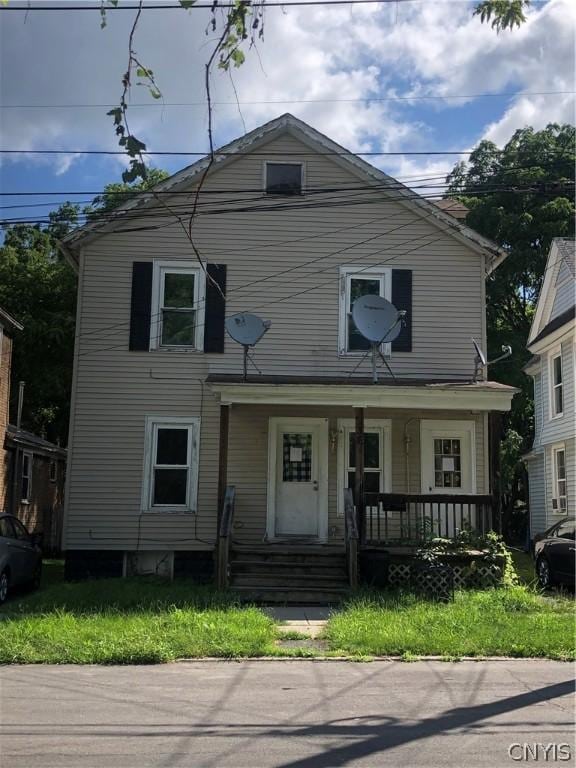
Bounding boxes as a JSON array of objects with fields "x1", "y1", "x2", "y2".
[{"x1": 0, "y1": 0, "x2": 573, "y2": 186}]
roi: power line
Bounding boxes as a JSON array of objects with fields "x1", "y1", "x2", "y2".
[
  {"x1": 2, "y1": 91, "x2": 573, "y2": 109},
  {"x1": 0, "y1": 148, "x2": 483, "y2": 156},
  {"x1": 0, "y1": 1, "x2": 428, "y2": 11}
]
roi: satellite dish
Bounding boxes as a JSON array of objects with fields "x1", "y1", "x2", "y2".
[
  {"x1": 225, "y1": 313, "x2": 271, "y2": 380},
  {"x1": 352, "y1": 295, "x2": 398, "y2": 343},
  {"x1": 225, "y1": 313, "x2": 271, "y2": 347},
  {"x1": 350, "y1": 295, "x2": 406, "y2": 383},
  {"x1": 472, "y1": 338, "x2": 487, "y2": 367}
]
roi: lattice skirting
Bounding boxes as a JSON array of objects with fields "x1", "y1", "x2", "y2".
[{"x1": 388, "y1": 562, "x2": 503, "y2": 589}]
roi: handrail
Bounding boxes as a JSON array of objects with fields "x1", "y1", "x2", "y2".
[
  {"x1": 217, "y1": 485, "x2": 236, "y2": 589},
  {"x1": 373, "y1": 493, "x2": 493, "y2": 505},
  {"x1": 344, "y1": 488, "x2": 358, "y2": 589}
]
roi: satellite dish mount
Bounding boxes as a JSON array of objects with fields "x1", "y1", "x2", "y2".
[
  {"x1": 350, "y1": 295, "x2": 407, "y2": 384},
  {"x1": 225, "y1": 313, "x2": 271, "y2": 381},
  {"x1": 472, "y1": 338, "x2": 512, "y2": 382}
]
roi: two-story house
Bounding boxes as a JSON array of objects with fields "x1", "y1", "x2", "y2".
[
  {"x1": 0, "y1": 306, "x2": 67, "y2": 551},
  {"x1": 60, "y1": 114, "x2": 516, "y2": 596},
  {"x1": 525, "y1": 238, "x2": 575, "y2": 537}
]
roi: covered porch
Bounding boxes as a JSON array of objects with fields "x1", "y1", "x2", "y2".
[{"x1": 208, "y1": 375, "x2": 515, "y2": 596}]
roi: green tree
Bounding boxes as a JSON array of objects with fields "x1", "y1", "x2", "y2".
[
  {"x1": 0, "y1": 205, "x2": 79, "y2": 444},
  {"x1": 84, "y1": 168, "x2": 170, "y2": 219},
  {"x1": 474, "y1": 0, "x2": 531, "y2": 33},
  {"x1": 446, "y1": 123, "x2": 575, "y2": 526}
]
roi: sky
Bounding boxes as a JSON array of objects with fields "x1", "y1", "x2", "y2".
[{"x1": 0, "y1": 0, "x2": 574, "y2": 226}]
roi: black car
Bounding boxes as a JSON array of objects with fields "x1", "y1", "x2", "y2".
[
  {"x1": 0, "y1": 514, "x2": 42, "y2": 604},
  {"x1": 533, "y1": 517, "x2": 575, "y2": 589}
]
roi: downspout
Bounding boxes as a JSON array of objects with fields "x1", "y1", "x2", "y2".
[
  {"x1": 404, "y1": 417, "x2": 418, "y2": 493},
  {"x1": 10, "y1": 381, "x2": 25, "y2": 515}
]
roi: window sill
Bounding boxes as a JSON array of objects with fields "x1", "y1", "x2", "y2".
[
  {"x1": 549, "y1": 413, "x2": 564, "y2": 421},
  {"x1": 150, "y1": 346, "x2": 202, "y2": 354},
  {"x1": 142, "y1": 508, "x2": 196, "y2": 515}
]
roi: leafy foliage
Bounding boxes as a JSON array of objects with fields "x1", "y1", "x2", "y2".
[
  {"x1": 0, "y1": 205, "x2": 79, "y2": 443},
  {"x1": 84, "y1": 168, "x2": 170, "y2": 219},
  {"x1": 474, "y1": 0, "x2": 531, "y2": 32},
  {"x1": 446, "y1": 124, "x2": 575, "y2": 448}
]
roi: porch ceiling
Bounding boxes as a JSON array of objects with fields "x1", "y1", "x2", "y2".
[{"x1": 207, "y1": 375, "x2": 517, "y2": 411}]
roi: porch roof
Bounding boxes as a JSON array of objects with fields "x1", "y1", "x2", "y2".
[{"x1": 207, "y1": 375, "x2": 517, "y2": 411}]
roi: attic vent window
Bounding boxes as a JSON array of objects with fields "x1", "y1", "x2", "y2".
[{"x1": 265, "y1": 162, "x2": 303, "y2": 195}]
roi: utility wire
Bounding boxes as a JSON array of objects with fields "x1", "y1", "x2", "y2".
[
  {"x1": 2, "y1": 90, "x2": 573, "y2": 108},
  {"x1": 0, "y1": 1, "x2": 438, "y2": 11}
]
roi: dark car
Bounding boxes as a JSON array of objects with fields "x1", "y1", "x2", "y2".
[
  {"x1": 0, "y1": 514, "x2": 42, "y2": 604},
  {"x1": 533, "y1": 517, "x2": 575, "y2": 589}
]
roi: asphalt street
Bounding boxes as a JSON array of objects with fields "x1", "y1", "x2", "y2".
[{"x1": 0, "y1": 660, "x2": 574, "y2": 768}]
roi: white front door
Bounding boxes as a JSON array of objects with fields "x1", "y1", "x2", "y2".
[
  {"x1": 268, "y1": 418, "x2": 328, "y2": 540},
  {"x1": 420, "y1": 420, "x2": 476, "y2": 536}
]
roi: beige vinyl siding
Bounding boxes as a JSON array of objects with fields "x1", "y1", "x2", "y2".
[
  {"x1": 227, "y1": 405, "x2": 487, "y2": 544},
  {"x1": 65, "y1": 132, "x2": 490, "y2": 550}
]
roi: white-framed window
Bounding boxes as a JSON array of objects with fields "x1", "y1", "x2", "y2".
[
  {"x1": 264, "y1": 162, "x2": 303, "y2": 195},
  {"x1": 552, "y1": 444, "x2": 567, "y2": 514},
  {"x1": 142, "y1": 416, "x2": 200, "y2": 513},
  {"x1": 49, "y1": 460, "x2": 57, "y2": 483},
  {"x1": 549, "y1": 349, "x2": 563, "y2": 418},
  {"x1": 339, "y1": 266, "x2": 391, "y2": 355},
  {"x1": 337, "y1": 419, "x2": 392, "y2": 515},
  {"x1": 150, "y1": 261, "x2": 205, "y2": 351},
  {"x1": 21, "y1": 452, "x2": 33, "y2": 503}
]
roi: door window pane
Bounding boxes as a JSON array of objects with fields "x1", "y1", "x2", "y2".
[
  {"x1": 434, "y1": 439, "x2": 462, "y2": 488},
  {"x1": 283, "y1": 433, "x2": 312, "y2": 482},
  {"x1": 156, "y1": 428, "x2": 188, "y2": 465},
  {"x1": 153, "y1": 469, "x2": 188, "y2": 506}
]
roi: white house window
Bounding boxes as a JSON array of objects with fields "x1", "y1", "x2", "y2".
[
  {"x1": 552, "y1": 446, "x2": 567, "y2": 514},
  {"x1": 265, "y1": 162, "x2": 303, "y2": 195},
  {"x1": 337, "y1": 419, "x2": 391, "y2": 515},
  {"x1": 49, "y1": 460, "x2": 57, "y2": 483},
  {"x1": 550, "y1": 352, "x2": 563, "y2": 417},
  {"x1": 339, "y1": 267, "x2": 391, "y2": 354},
  {"x1": 143, "y1": 417, "x2": 200, "y2": 512},
  {"x1": 21, "y1": 452, "x2": 32, "y2": 502},
  {"x1": 150, "y1": 262, "x2": 204, "y2": 350}
]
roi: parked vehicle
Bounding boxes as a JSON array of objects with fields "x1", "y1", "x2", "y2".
[
  {"x1": 0, "y1": 514, "x2": 42, "y2": 604},
  {"x1": 533, "y1": 517, "x2": 575, "y2": 589}
]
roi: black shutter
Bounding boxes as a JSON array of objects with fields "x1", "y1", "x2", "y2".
[
  {"x1": 129, "y1": 262, "x2": 153, "y2": 351},
  {"x1": 204, "y1": 264, "x2": 227, "y2": 353},
  {"x1": 392, "y1": 269, "x2": 412, "y2": 352}
]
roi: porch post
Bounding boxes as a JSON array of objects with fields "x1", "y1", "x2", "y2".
[
  {"x1": 354, "y1": 407, "x2": 366, "y2": 544},
  {"x1": 217, "y1": 404, "x2": 230, "y2": 532},
  {"x1": 489, "y1": 411, "x2": 503, "y2": 535}
]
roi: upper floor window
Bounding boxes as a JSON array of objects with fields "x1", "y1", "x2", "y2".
[
  {"x1": 550, "y1": 351, "x2": 563, "y2": 418},
  {"x1": 142, "y1": 417, "x2": 200, "y2": 512},
  {"x1": 150, "y1": 262, "x2": 204, "y2": 350},
  {"x1": 265, "y1": 162, "x2": 303, "y2": 195},
  {"x1": 339, "y1": 267, "x2": 391, "y2": 354},
  {"x1": 552, "y1": 445, "x2": 567, "y2": 514}
]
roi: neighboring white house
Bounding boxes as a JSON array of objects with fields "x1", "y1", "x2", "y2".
[{"x1": 525, "y1": 238, "x2": 575, "y2": 536}]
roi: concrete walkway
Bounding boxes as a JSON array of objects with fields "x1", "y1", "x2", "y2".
[{"x1": 263, "y1": 606, "x2": 333, "y2": 638}]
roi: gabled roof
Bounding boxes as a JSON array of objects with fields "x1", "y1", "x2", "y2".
[
  {"x1": 528, "y1": 238, "x2": 576, "y2": 348},
  {"x1": 62, "y1": 113, "x2": 507, "y2": 272},
  {"x1": 0, "y1": 306, "x2": 23, "y2": 333}
]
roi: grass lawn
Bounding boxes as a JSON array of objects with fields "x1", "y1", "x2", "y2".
[
  {"x1": 0, "y1": 562, "x2": 276, "y2": 664},
  {"x1": 1, "y1": 559, "x2": 573, "y2": 663},
  {"x1": 324, "y1": 587, "x2": 575, "y2": 660}
]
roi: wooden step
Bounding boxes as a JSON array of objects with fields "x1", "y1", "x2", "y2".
[
  {"x1": 232, "y1": 585, "x2": 349, "y2": 605},
  {"x1": 231, "y1": 551, "x2": 345, "y2": 567},
  {"x1": 231, "y1": 560, "x2": 347, "y2": 578},
  {"x1": 232, "y1": 573, "x2": 347, "y2": 589}
]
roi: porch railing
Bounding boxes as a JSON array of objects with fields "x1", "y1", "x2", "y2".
[
  {"x1": 216, "y1": 485, "x2": 236, "y2": 589},
  {"x1": 343, "y1": 488, "x2": 359, "y2": 589},
  {"x1": 362, "y1": 492, "x2": 495, "y2": 546}
]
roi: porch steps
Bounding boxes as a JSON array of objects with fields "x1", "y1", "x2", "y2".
[{"x1": 229, "y1": 544, "x2": 349, "y2": 604}]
